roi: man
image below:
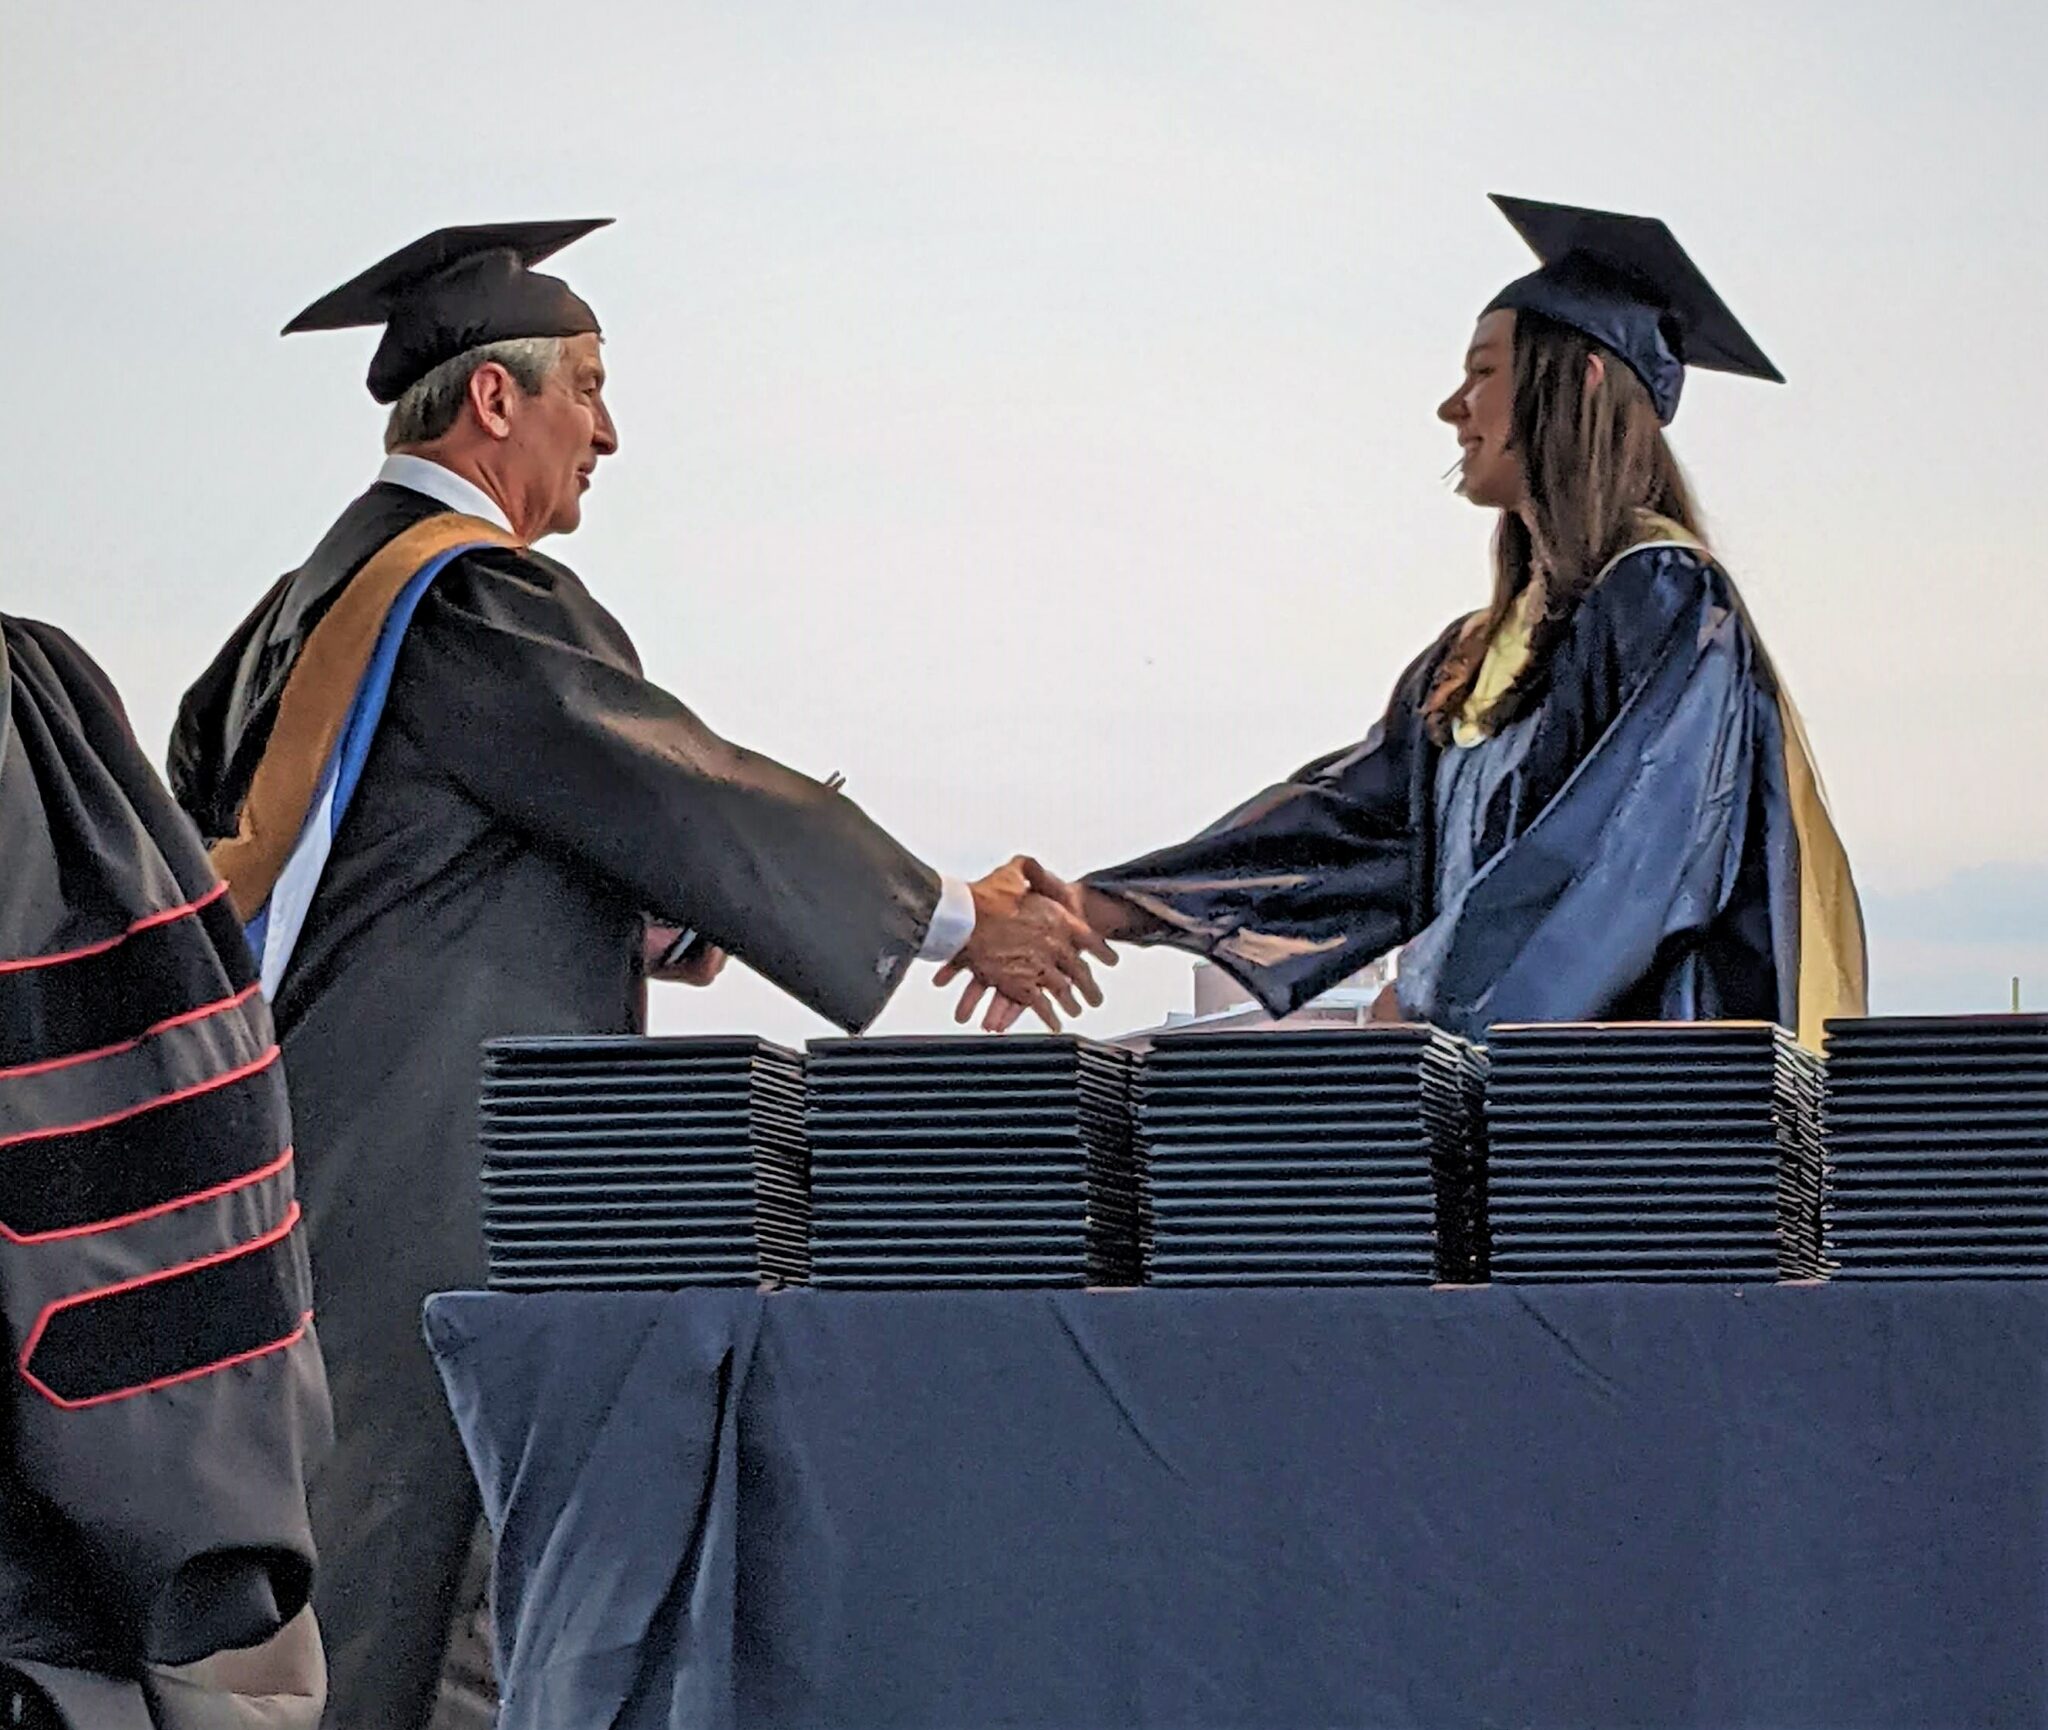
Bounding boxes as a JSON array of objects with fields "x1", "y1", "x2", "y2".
[
  {"x1": 0, "y1": 614, "x2": 329, "y2": 1728},
  {"x1": 167, "y1": 218, "x2": 1106, "y2": 1730}
]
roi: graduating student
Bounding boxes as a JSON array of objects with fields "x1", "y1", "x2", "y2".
[
  {"x1": 961, "y1": 198, "x2": 1866, "y2": 1046},
  {"x1": 168, "y1": 220, "x2": 1108, "y2": 1729},
  {"x1": 0, "y1": 615, "x2": 327, "y2": 1729}
]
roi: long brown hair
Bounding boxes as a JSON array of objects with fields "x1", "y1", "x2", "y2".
[{"x1": 1423, "y1": 311, "x2": 1704, "y2": 743}]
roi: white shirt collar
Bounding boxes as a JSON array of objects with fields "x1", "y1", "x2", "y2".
[{"x1": 376, "y1": 453, "x2": 515, "y2": 536}]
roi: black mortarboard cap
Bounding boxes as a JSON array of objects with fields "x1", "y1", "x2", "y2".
[
  {"x1": 1484, "y1": 196, "x2": 1781, "y2": 424},
  {"x1": 283, "y1": 219, "x2": 612, "y2": 403}
]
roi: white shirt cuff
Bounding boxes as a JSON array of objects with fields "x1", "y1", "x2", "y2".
[{"x1": 918, "y1": 875, "x2": 977, "y2": 964}]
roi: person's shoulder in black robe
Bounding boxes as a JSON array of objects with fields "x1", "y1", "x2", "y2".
[{"x1": 0, "y1": 614, "x2": 328, "y2": 1723}]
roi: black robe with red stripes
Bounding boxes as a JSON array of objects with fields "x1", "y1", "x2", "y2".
[{"x1": 0, "y1": 616, "x2": 328, "y2": 1717}]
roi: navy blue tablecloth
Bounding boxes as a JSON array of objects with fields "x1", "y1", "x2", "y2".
[{"x1": 423, "y1": 1285, "x2": 2048, "y2": 1730}]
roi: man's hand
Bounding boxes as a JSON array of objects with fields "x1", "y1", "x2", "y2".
[
  {"x1": 644, "y1": 924, "x2": 729, "y2": 988},
  {"x1": 936, "y1": 859, "x2": 1118, "y2": 1032},
  {"x1": 936, "y1": 858, "x2": 1116, "y2": 1032}
]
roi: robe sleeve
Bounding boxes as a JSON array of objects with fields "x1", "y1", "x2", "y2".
[
  {"x1": 2, "y1": 619, "x2": 328, "y2": 1673},
  {"x1": 1083, "y1": 628, "x2": 1456, "y2": 1017},
  {"x1": 1393, "y1": 547, "x2": 1766, "y2": 1038},
  {"x1": 399, "y1": 550, "x2": 943, "y2": 1034}
]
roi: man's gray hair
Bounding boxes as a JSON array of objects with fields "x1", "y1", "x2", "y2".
[{"x1": 382, "y1": 335, "x2": 565, "y2": 451}]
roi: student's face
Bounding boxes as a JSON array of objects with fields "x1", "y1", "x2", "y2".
[{"x1": 1437, "y1": 309, "x2": 1525, "y2": 512}]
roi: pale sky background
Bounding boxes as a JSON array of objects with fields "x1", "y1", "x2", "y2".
[{"x1": 4, "y1": 1, "x2": 2045, "y2": 1044}]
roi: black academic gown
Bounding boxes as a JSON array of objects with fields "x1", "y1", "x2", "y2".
[
  {"x1": 169, "y1": 483, "x2": 943, "y2": 1730},
  {"x1": 1088, "y1": 543, "x2": 1866, "y2": 1045},
  {"x1": 0, "y1": 617, "x2": 328, "y2": 1728}
]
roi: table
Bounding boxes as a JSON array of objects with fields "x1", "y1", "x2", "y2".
[{"x1": 425, "y1": 1284, "x2": 2048, "y2": 1729}]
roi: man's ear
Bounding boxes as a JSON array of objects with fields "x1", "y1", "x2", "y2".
[
  {"x1": 1582, "y1": 351, "x2": 1606, "y2": 400},
  {"x1": 466, "y1": 362, "x2": 518, "y2": 440}
]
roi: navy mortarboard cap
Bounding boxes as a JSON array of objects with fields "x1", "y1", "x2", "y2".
[
  {"x1": 283, "y1": 219, "x2": 612, "y2": 403},
  {"x1": 1484, "y1": 196, "x2": 1781, "y2": 424}
]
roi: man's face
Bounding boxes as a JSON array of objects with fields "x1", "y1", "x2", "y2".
[{"x1": 505, "y1": 332, "x2": 618, "y2": 539}]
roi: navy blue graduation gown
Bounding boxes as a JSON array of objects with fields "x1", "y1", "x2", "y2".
[{"x1": 1087, "y1": 543, "x2": 1867, "y2": 1045}]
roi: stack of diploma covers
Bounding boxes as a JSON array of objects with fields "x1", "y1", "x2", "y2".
[
  {"x1": 803, "y1": 1036, "x2": 1140, "y2": 1288},
  {"x1": 454, "y1": 1016, "x2": 2048, "y2": 1294},
  {"x1": 477, "y1": 1035, "x2": 810, "y2": 1290},
  {"x1": 1132, "y1": 1028, "x2": 1487, "y2": 1286},
  {"x1": 1483, "y1": 1023, "x2": 1824, "y2": 1283},
  {"x1": 1823, "y1": 1015, "x2": 2048, "y2": 1278}
]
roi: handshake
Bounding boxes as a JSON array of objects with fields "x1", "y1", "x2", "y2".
[
  {"x1": 939, "y1": 857, "x2": 1128, "y2": 1035},
  {"x1": 645, "y1": 856, "x2": 1145, "y2": 1035}
]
